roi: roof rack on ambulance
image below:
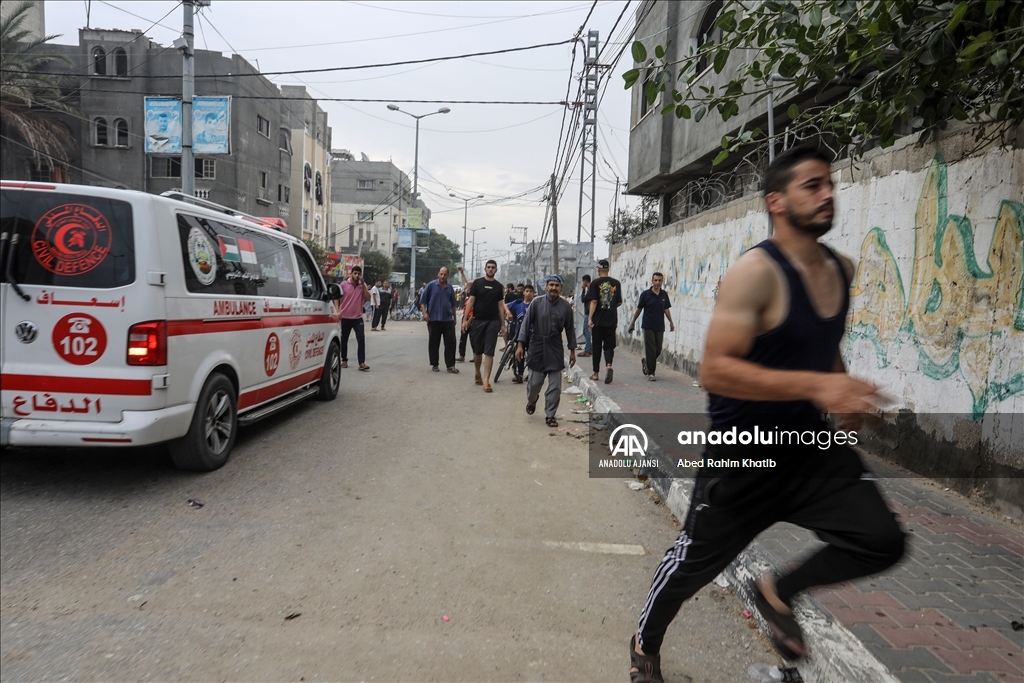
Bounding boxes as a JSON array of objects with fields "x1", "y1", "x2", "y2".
[{"x1": 159, "y1": 191, "x2": 288, "y2": 232}]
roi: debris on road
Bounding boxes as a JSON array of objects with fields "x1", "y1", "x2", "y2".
[
  {"x1": 1012, "y1": 620, "x2": 1023, "y2": 631},
  {"x1": 441, "y1": 614, "x2": 450, "y2": 622},
  {"x1": 186, "y1": 499, "x2": 204, "y2": 508},
  {"x1": 284, "y1": 612, "x2": 301, "y2": 620},
  {"x1": 747, "y1": 663, "x2": 782, "y2": 682},
  {"x1": 564, "y1": 386, "x2": 583, "y2": 395},
  {"x1": 714, "y1": 573, "x2": 730, "y2": 588},
  {"x1": 627, "y1": 481, "x2": 646, "y2": 491},
  {"x1": 780, "y1": 667, "x2": 803, "y2": 682}
]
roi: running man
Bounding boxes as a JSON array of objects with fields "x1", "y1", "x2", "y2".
[
  {"x1": 585, "y1": 259, "x2": 622, "y2": 384},
  {"x1": 516, "y1": 275, "x2": 575, "y2": 427},
  {"x1": 339, "y1": 265, "x2": 371, "y2": 371},
  {"x1": 629, "y1": 144, "x2": 905, "y2": 682},
  {"x1": 627, "y1": 272, "x2": 675, "y2": 381},
  {"x1": 462, "y1": 259, "x2": 512, "y2": 392}
]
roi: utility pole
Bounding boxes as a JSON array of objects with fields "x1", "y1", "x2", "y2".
[
  {"x1": 612, "y1": 176, "x2": 619, "y2": 239},
  {"x1": 181, "y1": 0, "x2": 195, "y2": 197},
  {"x1": 576, "y1": 30, "x2": 606, "y2": 244},
  {"x1": 550, "y1": 174, "x2": 559, "y2": 278}
]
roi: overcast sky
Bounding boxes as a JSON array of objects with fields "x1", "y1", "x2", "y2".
[{"x1": 45, "y1": 0, "x2": 642, "y2": 265}]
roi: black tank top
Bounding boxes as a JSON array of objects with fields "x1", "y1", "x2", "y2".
[{"x1": 708, "y1": 240, "x2": 849, "y2": 430}]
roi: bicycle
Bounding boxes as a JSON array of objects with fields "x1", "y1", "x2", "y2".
[
  {"x1": 494, "y1": 319, "x2": 526, "y2": 382},
  {"x1": 391, "y1": 307, "x2": 423, "y2": 322}
]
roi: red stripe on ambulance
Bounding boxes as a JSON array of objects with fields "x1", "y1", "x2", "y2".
[
  {"x1": 238, "y1": 366, "x2": 322, "y2": 410},
  {"x1": 2, "y1": 374, "x2": 152, "y2": 395}
]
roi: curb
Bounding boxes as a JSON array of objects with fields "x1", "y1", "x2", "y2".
[{"x1": 566, "y1": 364, "x2": 899, "y2": 683}]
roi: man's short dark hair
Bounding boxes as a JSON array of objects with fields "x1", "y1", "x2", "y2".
[
  {"x1": 486, "y1": 259, "x2": 497, "y2": 267},
  {"x1": 351, "y1": 266, "x2": 362, "y2": 274},
  {"x1": 523, "y1": 284, "x2": 534, "y2": 291},
  {"x1": 653, "y1": 272, "x2": 664, "y2": 279},
  {"x1": 763, "y1": 143, "x2": 834, "y2": 197},
  {"x1": 582, "y1": 274, "x2": 591, "y2": 283}
]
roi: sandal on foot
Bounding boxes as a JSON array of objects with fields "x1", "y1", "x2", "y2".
[
  {"x1": 751, "y1": 579, "x2": 805, "y2": 660},
  {"x1": 341, "y1": 361, "x2": 348, "y2": 369},
  {"x1": 483, "y1": 385, "x2": 493, "y2": 393},
  {"x1": 358, "y1": 364, "x2": 370, "y2": 371},
  {"x1": 605, "y1": 368, "x2": 614, "y2": 384},
  {"x1": 526, "y1": 402, "x2": 536, "y2": 415},
  {"x1": 629, "y1": 635, "x2": 663, "y2": 683},
  {"x1": 545, "y1": 417, "x2": 558, "y2": 428},
  {"x1": 589, "y1": 373, "x2": 600, "y2": 381}
]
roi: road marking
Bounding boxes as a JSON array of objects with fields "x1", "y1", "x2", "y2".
[{"x1": 543, "y1": 540, "x2": 645, "y2": 555}]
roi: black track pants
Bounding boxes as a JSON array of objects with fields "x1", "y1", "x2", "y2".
[{"x1": 637, "y1": 443, "x2": 905, "y2": 655}]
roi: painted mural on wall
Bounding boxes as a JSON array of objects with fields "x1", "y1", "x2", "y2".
[
  {"x1": 848, "y1": 156, "x2": 1024, "y2": 418},
  {"x1": 612, "y1": 150, "x2": 1023, "y2": 420}
]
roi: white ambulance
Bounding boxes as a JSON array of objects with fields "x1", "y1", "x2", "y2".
[{"x1": 0, "y1": 182, "x2": 342, "y2": 470}]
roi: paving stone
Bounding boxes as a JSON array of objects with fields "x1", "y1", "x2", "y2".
[
  {"x1": 947, "y1": 595, "x2": 1023, "y2": 614},
  {"x1": 874, "y1": 624, "x2": 955, "y2": 649},
  {"x1": 826, "y1": 605, "x2": 902, "y2": 627},
  {"x1": 896, "y1": 577, "x2": 964, "y2": 596},
  {"x1": 951, "y1": 566, "x2": 1020, "y2": 582},
  {"x1": 920, "y1": 670, "x2": 999, "y2": 683},
  {"x1": 887, "y1": 608, "x2": 960, "y2": 629},
  {"x1": 940, "y1": 609, "x2": 1018, "y2": 631},
  {"x1": 872, "y1": 646, "x2": 954, "y2": 674},
  {"x1": 937, "y1": 627, "x2": 1020, "y2": 651},
  {"x1": 895, "y1": 592, "x2": 964, "y2": 610},
  {"x1": 932, "y1": 647, "x2": 1024, "y2": 677},
  {"x1": 847, "y1": 622, "x2": 892, "y2": 650}
]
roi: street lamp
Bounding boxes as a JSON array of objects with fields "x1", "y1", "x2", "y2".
[
  {"x1": 450, "y1": 191, "x2": 484, "y2": 269},
  {"x1": 468, "y1": 227, "x2": 486, "y2": 278},
  {"x1": 387, "y1": 103, "x2": 450, "y2": 295},
  {"x1": 474, "y1": 242, "x2": 489, "y2": 279}
]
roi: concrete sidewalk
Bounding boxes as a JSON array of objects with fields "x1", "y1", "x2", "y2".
[{"x1": 568, "y1": 344, "x2": 1024, "y2": 683}]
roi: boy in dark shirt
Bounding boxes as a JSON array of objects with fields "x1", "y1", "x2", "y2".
[
  {"x1": 583, "y1": 259, "x2": 623, "y2": 384},
  {"x1": 627, "y1": 272, "x2": 675, "y2": 381}
]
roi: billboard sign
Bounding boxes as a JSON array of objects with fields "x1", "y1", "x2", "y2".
[
  {"x1": 407, "y1": 208, "x2": 422, "y2": 229},
  {"x1": 397, "y1": 228, "x2": 413, "y2": 248},
  {"x1": 193, "y1": 96, "x2": 230, "y2": 154},
  {"x1": 144, "y1": 97, "x2": 182, "y2": 153},
  {"x1": 342, "y1": 255, "x2": 364, "y2": 278}
]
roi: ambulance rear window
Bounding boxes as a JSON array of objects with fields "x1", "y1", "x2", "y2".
[{"x1": 0, "y1": 190, "x2": 135, "y2": 288}]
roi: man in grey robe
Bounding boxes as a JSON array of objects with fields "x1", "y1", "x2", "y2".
[{"x1": 516, "y1": 275, "x2": 577, "y2": 427}]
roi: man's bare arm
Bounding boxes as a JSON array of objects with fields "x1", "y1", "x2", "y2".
[{"x1": 698, "y1": 250, "x2": 877, "y2": 412}]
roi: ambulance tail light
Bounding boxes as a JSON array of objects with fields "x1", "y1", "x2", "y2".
[{"x1": 127, "y1": 320, "x2": 167, "y2": 365}]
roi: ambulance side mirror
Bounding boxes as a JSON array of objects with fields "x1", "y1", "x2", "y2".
[{"x1": 326, "y1": 283, "x2": 342, "y2": 301}]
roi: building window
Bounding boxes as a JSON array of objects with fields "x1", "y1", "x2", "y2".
[
  {"x1": 357, "y1": 179, "x2": 373, "y2": 190},
  {"x1": 257, "y1": 115, "x2": 271, "y2": 138},
  {"x1": 94, "y1": 117, "x2": 108, "y2": 146},
  {"x1": 259, "y1": 171, "x2": 268, "y2": 189},
  {"x1": 279, "y1": 127, "x2": 292, "y2": 153},
  {"x1": 28, "y1": 165, "x2": 51, "y2": 182},
  {"x1": 113, "y1": 48, "x2": 128, "y2": 76},
  {"x1": 278, "y1": 184, "x2": 291, "y2": 202},
  {"x1": 314, "y1": 215, "x2": 320, "y2": 235},
  {"x1": 197, "y1": 158, "x2": 215, "y2": 179},
  {"x1": 114, "y1": 118, "x2": 128, "y2": 147},
  {"x1": 357, "y1": 211, "x2": 373, "y2": 221},
  {"x1": 639, "y1": 73, "x2": 655, "y2": 119},
  {"x1": 695, "y1": 1, "x2": 724, "y2": 75},
  {"x1": 302, "y1": 210, "x2": 309, "y2": 234},
  {"x1": 151, "y1": 157, "x2": 181, "y2": 178},
  {"x1": 92, "y1": 47, "x2": 106, "y2": 75}
]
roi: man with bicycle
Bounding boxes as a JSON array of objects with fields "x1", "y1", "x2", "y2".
[{"x1": 504, "y1": 283, "x2": 536, "y2": 383}]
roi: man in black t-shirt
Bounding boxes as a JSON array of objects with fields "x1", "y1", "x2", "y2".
[
  {"x1": 584, "y1": 259, "x2": 623, "y2": 384},
  {"x1": 627, "y1": 272, "x2": 675, "y2": 381},
  {"x1": 462, "y1": 259, "x2": 512, "y2": 392}
]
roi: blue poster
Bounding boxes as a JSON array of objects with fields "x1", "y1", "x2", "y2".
[
  {"x1": 193, "y1": 96, "x2": 230, "y2": 154},
  {"x1": 144, "y1": 97, "x2": 182, "y2": 154},
  {"x1": 397, "y1": 228, "x2": 413, "y2": 248}
]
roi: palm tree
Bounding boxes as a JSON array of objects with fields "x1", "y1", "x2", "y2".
[{"x1": 1, "y1": 1, "x2": 78, "y2": 174}]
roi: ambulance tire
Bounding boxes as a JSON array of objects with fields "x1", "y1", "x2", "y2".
[
  {"x1": 316, "y1": 341, "x2": 341, "y2": 401},
  {"x1": 170, "y1": 373, "x2": 238, "y2": 471}
]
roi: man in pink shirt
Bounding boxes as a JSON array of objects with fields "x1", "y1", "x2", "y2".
[{"x1": 339, "y1": 265, "x2": 371, "y2": 370}]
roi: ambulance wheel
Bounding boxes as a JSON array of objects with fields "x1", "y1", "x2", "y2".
[
  {"x1": 170, "y1": 373, "x2": 238, "y2": 471},
  {"x1": 317, "y1": 341, "x2": 341, "y2": 401}
]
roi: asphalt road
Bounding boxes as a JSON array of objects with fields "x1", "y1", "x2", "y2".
[{"x1": 1, "y1": 321, "x2": 780, "y2": 682}]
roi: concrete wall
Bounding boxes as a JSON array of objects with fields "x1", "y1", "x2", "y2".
[{"x1": 610, "y1": 129, "x2": 1024, "y2": 512}]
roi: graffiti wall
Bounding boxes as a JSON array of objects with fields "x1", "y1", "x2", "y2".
[{"x1": 611, "y1": 144, "x2": 1024, "y2": 466}]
